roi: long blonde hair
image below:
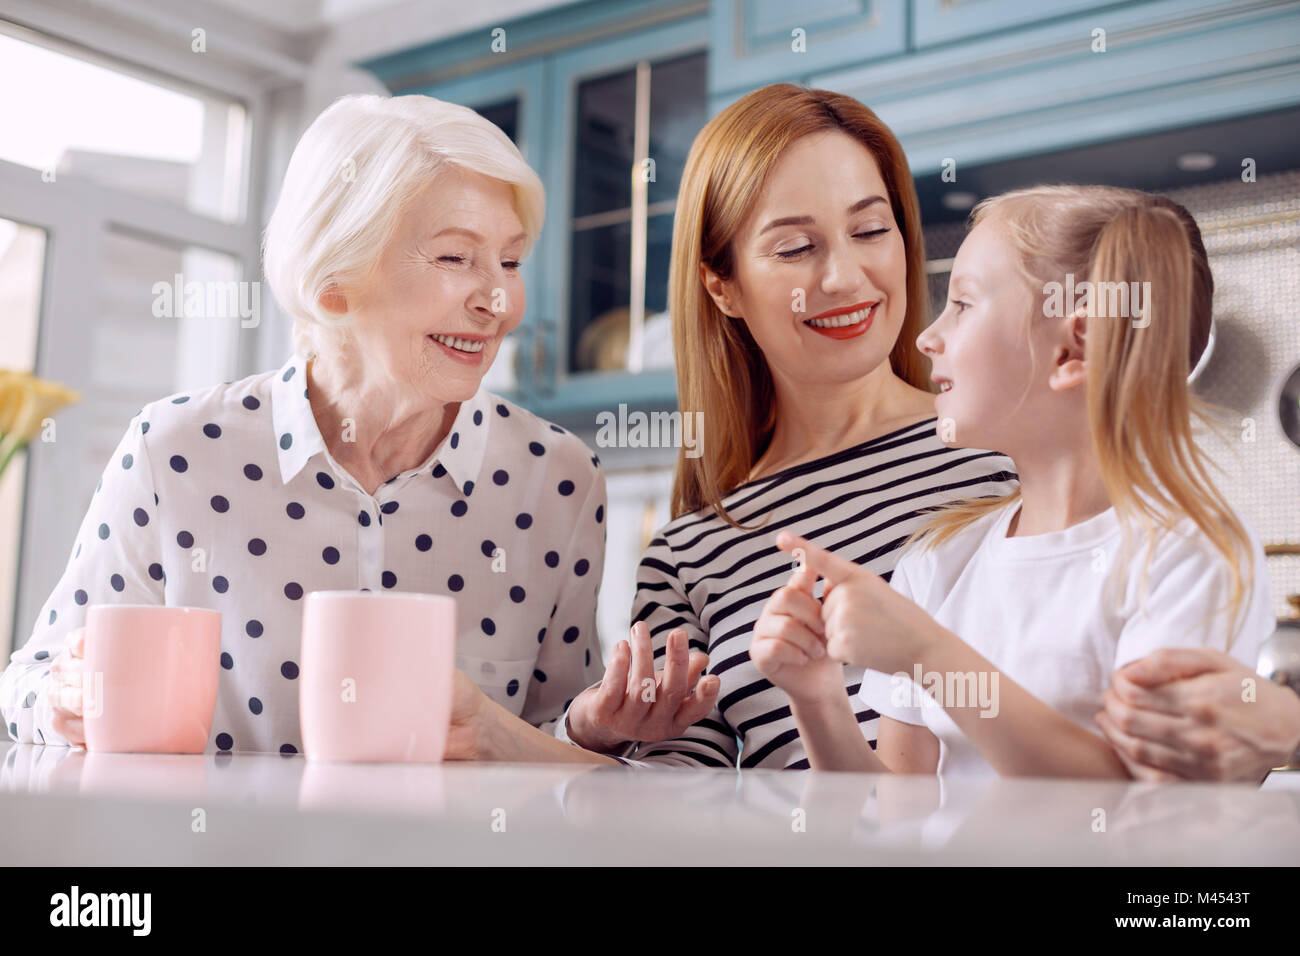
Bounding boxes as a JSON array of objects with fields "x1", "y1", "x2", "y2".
[
  {"x1": 668, "y1": 84, "x2": 931, "y2": 526},
  {"x1": 911, "y1": 185, "x2": 1252, "y2": 638}
]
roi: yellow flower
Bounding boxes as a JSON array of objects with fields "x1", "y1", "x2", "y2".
[
  {"x1": 0, "y1": 370, "x2": 80, "y2": 472},
  {"x1": 0, "y1": 370, "x2": 25, "y2": 434}
]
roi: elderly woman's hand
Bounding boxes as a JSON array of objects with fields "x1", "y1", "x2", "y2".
[
  {"x1": 1096, "y1": 647, "x2": 1300, "y2": 783},
  {"x1": 564, "y1": 622, "x2": 719, "y2": 754},
  {"x1": 46, "y1": 628, "x2": 88, "y2": 748},
  {"x1": 444, "y1": 669, "x2": 491, "y2": 760}
]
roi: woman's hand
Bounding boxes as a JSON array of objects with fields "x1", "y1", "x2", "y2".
[
  {"x1": 1096, "y1": 646, "x2": 1300, "y2": 783},
  {"x1": 46, "y1": 628, "x2": 88, "y2": 747},
  {"x1": 564, "y1": 622, "x2": 719, "y2": 754},
  {"x1": 774, "y1": 532, "x2": 944, "y2": 675},
  {"x1": 444, "y1": 669, "x2": 490, "y2": 760},
  {"x1": 751, "y1": 559, "x2": 844, "y2": 706}
]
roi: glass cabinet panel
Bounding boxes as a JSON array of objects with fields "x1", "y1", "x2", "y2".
[{"x1": 566, "y1": 50, "x2": 706, "y2": 377}]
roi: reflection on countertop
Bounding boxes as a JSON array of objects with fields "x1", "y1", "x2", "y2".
[{"x1": 3, "y1": 741, "x2": 1298, "y2": 865}]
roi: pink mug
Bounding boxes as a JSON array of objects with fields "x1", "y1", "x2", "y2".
[
  {"x1": 76, "y1": 604, "x2": 221, "y2": 754},
  {"x1": 299, "y1": 591, "x2": 456, "y2": 763}
]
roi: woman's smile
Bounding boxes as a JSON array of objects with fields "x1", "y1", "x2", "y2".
[
  {"x1": 803, "y1": 300, "x2": 878, "y2": 340},
  {"x1": 428, "y1": 331, "x2": 489, "y2": 364}
]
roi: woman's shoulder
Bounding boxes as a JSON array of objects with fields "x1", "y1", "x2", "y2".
[
  {"x1": 481, "y1": 391, "x2": 603, "y2": 493},
  {"x1": 130, "y1": 367, "x2": 281, "y2": 447}
]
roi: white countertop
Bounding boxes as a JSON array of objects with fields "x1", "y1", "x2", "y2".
[{"x1": 3, "y1": 741, "x2": 1298, "y2": 865}]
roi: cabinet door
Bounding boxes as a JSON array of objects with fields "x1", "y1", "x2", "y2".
[
  {"x1": 912, "y1": 0, "x2": 1114, "y2": 48},
  {"x1": 535, "y1": 16, "x2": 709, "y2": 419},
  {"x1": 710, "y1": 0, "x2": 906, "y2": 96}
]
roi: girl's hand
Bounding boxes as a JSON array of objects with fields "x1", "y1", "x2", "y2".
[
  {"x1": 565, "y1": 622, "x2": 719, "y2": 754},
  {"x1": 751, "y1": 557, "x2": 844, "y2": 706},
  {"x1": 774, "y1": 532, "x2": 944, "y2": 675},
  {"x1": 47, "y1": 627, "x2": 88, "y2": 747}
]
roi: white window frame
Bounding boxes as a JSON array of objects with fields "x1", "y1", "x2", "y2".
[{"x1": 0, "y1": 3, "x2": 292, "y2": 656}]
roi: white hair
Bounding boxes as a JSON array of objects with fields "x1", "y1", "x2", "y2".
[{"x1": 263, "y1": 93, "x2": 546, "y2": 359}]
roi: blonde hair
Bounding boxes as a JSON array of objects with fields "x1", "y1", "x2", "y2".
[
  {"x1": 910, "y1": 184, "x2": 1252, "y2": 640},
  {"x1": 263, "y1": 93, "x2": 545, "y2": 359},
  {"x1": 668, "y1": 84, "x2": 931, "y2": 526}
]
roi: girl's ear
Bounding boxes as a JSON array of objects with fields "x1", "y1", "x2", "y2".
[
  {"x1": 699, "y1": 261, "x2": 741, "y2": 318},
  {"x1": 1048, "y1": 305, "x2": 1088, "y2": 392}
]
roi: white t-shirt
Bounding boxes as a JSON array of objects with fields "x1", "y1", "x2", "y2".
[{"x1": 859, "y1": 499, "x2": 1275, "y2": 778}]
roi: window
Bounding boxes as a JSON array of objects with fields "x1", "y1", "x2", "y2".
[
  {"x1": 0, "y1": 218, "x2": 45, "y2": 657},
  {"x1": 0, "y1": 22, "x2": 261, "y2": 659},
  {"x1": 0, "y1": 25, "x2": 248, "y2": 223}
]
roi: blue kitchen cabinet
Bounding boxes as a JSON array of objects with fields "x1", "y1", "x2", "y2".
[
  {"x1": 812, "y1": 0, "x2": 1300, "y2": 171},
  {"x1": 366, "y1": 4, "x2": 709, "y2": 424},
  {"x1": 911, "y1": 0, "x2": 1116, "y2": 48},
  {"x1": 359, "y1": 0, "x2": 1300, "y2": 425},
  {"x1": 709, "y1": 0, "x2": 906, "y2": 101}
]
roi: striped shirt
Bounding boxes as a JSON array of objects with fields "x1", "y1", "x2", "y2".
[{"x1": 619, "y1": 416, "x2": 1018, "y2": 770}]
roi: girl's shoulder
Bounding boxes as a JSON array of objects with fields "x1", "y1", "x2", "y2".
[{"x1": 896, "y1": 498, "x2": 1018, "y2": 577}]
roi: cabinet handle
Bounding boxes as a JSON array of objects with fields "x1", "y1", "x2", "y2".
[{"x1": 532, "y1": 319, "x2": 555, "y2": 397}]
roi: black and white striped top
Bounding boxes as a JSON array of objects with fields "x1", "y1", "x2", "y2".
[{"x1": 620, "y1": 416, "x2": 1018, "y2": 770}]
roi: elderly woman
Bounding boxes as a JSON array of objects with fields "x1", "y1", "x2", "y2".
[{"x1": 0, "y1": 94, "x2": 609, "y2": 761}]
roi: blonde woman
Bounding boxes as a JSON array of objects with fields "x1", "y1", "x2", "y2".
[
  {"x1": 764, "y1": 185, "x2": 1275, "y2": 777},
  {"x1": 560, "y1": 85, "x2": 1018, "y2": 766}
]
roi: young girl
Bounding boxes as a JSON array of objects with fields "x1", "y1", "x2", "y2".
[{"x1": 752, "y1": 184, "x2": 1275, "y2": 778}]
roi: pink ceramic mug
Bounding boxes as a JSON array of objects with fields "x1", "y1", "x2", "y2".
[
  {"x1": 76, "y1": 604, "x2": 221, "y2": 754},
  {"x1": 299, "y1": 591, "x2": 456, "y2": 763}
]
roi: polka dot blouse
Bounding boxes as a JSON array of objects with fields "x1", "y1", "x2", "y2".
[{"x1": 1, "y1": 353, "x2": 608, "y2": 754}]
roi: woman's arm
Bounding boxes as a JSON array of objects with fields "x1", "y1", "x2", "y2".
[
  {"x1": 565, "y1": 531, "x2": 738, "y2": 768},
  {"x1": 1098, "y1": 647, "x2": 1300, "y2": 783},
  {"x1": 0, "y1": 411, "x2": 164, "y2": 746},
  {"x1": 518, "y1": 459, "x2": 608, "y2": 738}
]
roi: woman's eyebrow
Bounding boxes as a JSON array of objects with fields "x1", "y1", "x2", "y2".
[
  {"x1": 758, "y1": 195, "x2": 887, "y2": 235},
  {"x1": 432, "y1": 226, "x2": 528, "y2": 244}
]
